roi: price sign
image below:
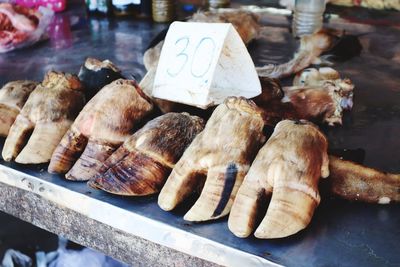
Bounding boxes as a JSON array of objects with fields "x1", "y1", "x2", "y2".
[{"x1": 152, "y1": 22, "x2": 261, "y2": 109}]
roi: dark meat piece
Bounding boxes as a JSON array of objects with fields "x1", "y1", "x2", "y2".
[
  {"x1": 259, "y1": 67, "x2": 354, "y2": 126},
  {"x1": 78, "y1": 58, "x2": 124, "y2": 100}
]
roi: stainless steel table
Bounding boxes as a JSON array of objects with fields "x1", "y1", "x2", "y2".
[{"x1": 0, "y1": 1, "x2": 399, "y2": 266}]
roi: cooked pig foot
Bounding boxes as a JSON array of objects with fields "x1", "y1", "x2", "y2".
[
  {"x1": 89, "y1": 113, "x2": 205, "y2": 196},
  {"x1": 65, "y1": 139, "x2": 117, "y2": 181},
  {"x1": 229, "y1": 120, "x2": 329, "y2": 239},
  {"x1": 48, "y1": 79, "x2": 153, "y2": 181},
  {"x1": 158, "y1": 97, "x2": 266, "y2": 222},
  {"x1": 15, "y1": 121, "x2": 72, "y2": 164},
  {"x1": 2, "y1": 71, "x2": 85, "y2": 163},
  {"x1": 47, "y1": 128, "x2": 88, "y2": 174},
  {"x1": 0, "y1": 80, "x2": 37, "y2": 137},
  {"x1": 328, "y1": 156, "x2": 400, "y2": 204}
]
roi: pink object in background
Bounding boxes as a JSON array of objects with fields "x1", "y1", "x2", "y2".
[
  {"x1": 14, "y1": 0, "x2": 38, "y2": 8},
  {"x1": 15, "y1": 0, "x2": 66, "y2": 12}
]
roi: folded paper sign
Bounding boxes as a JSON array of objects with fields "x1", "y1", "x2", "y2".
[{"x1": 152, "y1": 22, "x2": 261, "y2": 109}]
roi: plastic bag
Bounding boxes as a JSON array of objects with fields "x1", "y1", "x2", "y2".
[
  {"x1": 46, "y1": 237, "x2": 129, "y2": 267},
  {"x1": 1, "y1": 237, "x2": 129, "y2": 267},
  {"x1": 0, "y1": 4, "x2": 54, "y2": 53},
  {"x1": 1, "y1": 249, "x2": 32, "y2": 267}
]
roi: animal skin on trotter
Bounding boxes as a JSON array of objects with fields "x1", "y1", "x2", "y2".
[
  {"x1": 2, "y1": 72, "x2": 85, "y2": 164},
  {"x1": 0, "y1": 80, "x2": 38, "y2": 137},
  {"x1": 48, "y1": 79, "x2": 153, "y2": 181},
  {"x1": 158, "y1": 97, "x2": 266, "y2": 222},
  {"x1": 89, "y1": 112, "x2": 205, "y2": 196}
]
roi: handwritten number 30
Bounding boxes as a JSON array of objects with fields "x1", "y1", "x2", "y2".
[{"x1": 167, "y1": 37, "x2": 216, "y2": 78}]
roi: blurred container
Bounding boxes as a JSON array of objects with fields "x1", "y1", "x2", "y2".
[
  {"x1": 112, "y1": 0, "x2": 150, "y2": 19},
  {"x1": 292, "y1": 0, "x2": 326, "y2": 37},
  {"x1": 152, "y1": 0, "x2": 175, "y2": 23},
  {"x1": 112, "y1": 0, "x2": 136, "y2": 16},
  {"x1": 208, "y1": 0, "x2": 230, "y2": 8},
  {"x1": 86, "y1": 0, "x2": 113, "y2": 16}
]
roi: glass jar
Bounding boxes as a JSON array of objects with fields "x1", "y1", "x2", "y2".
[{"x1": 152, "y1": 0, "x2": 176, "y2": 23}]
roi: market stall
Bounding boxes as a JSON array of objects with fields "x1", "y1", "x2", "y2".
[{"x1": 0, "y1": 1, "x2": 399, "y2": 266}]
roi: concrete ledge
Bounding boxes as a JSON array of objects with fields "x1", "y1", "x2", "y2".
[{"x1": 0, "y1": 181, "x2": 217, "y2": 267}]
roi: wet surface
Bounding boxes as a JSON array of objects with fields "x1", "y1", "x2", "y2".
[{"x1": 1, "y1": 1, "x2": 400, "y2": 267}]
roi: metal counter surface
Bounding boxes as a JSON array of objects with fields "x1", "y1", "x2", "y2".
[{"x1": 0, "y1": 2, "x2": 400, "y2": 267}]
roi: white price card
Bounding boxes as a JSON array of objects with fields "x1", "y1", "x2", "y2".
[{"x1": 152, "y1": 22, "x2": 261, "y2": 109}]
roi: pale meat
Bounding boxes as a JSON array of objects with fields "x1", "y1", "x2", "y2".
[
  {"x1": 158, "y1": 97, "x2": 266, "y2": 222},
  {"x1": 229, "y1": 120, "x2": 329, "y2": 239},
  {"x1": 89, "y1": 113, "x2": 205, "y2": 196},
  {"x1": 48, "y1": 79, "x2": 153, "y2": 181},
  {"x1": 0, "y1": 80, "x2": 38, "y2": 137},
  {"x1": 2, "y1": 71, "x2": 85, "y2": 164},
  {"x1": 0, "y1": 3, "x2": 39, "y2": 50}
]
